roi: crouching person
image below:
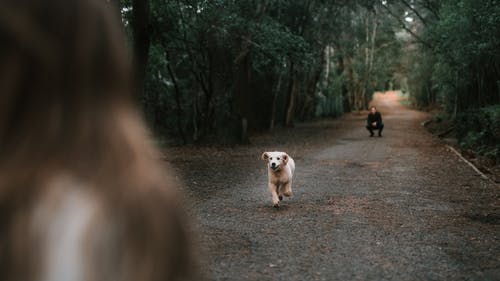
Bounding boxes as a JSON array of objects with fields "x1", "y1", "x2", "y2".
[{"x1": 366, "y1": 106, "x2": 384, "y2": 137}]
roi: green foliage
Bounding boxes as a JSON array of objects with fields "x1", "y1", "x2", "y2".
[
  {"x1": 223, "y1": 14, "x2": 312, "y2": 73},
  {"x1": 402, "y1": 0, "x2": 500, "y2": 158},
  {"x1": 432, "y1": 111, "x2": 448, "y2": 123},
  {"x1": 456, "y1": 105, "x2": 500, "y2": 162},
  {"x1": 332, "y1": 3, "x2": 402, "y2": 111},
  {"x1": 123, "y1": 0, "x2": 408, "y2": 142},
  {"x1": 408, "y1": 0, "x2": 500, "y2": 113}
]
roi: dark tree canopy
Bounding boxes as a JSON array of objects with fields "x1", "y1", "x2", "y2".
[{"x1": 120, "y1": 0, "x2": 499, "y2": 151}]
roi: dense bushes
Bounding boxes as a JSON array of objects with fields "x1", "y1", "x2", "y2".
[{"x1": 456, "y1": 105, "x2": 500, "y2": 163}]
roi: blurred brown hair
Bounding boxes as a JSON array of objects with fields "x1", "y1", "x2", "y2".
[{"x1": 0, "y1": 0, "x2": 197, "y2": 280}]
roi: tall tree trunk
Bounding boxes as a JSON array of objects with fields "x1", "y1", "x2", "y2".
[
  {"x1": 361, "y1": 14, "x2": 370, "y2": 109},
  {"x1": 132, "y1": 0, "x2": 150, "y2": 99},
  {"x1": 365, "y1": 15, "x2": 378, "y2": 108},
  {"x1": 337, "y1": 56, "x2": 351, "y2": 113},
  {"x1": 205, "y1": 48, "x2": 214, "y2": 132},
  {"x1": 165, "y1": 51, "x2": 186, "y2": 144},
  {"x1": 476, "y1": 71, "x2": 483, "y2": 106},
  {"x1": 233, "y1": 54, "x2": 252, "y2": 143},
  {"x1": 453, "y1": 72, "x2": 459, "y2": 119},
  {"x1": 284, "y1": 62, "x2": 296, "y2": 126},
  {"x1": 324, "y1": 46, "x2": 331, "y2": 88},
  {"x1": 346, "y1": 57, "x2": 356, "y2": 111},
  {"x1": 193, "y1": 93, "x2": 199, "y2": 141},
  {"x1": 270, "y1": 70, "x2": 283, "y2": 130}
]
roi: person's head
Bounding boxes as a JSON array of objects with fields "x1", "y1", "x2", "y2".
[
  {"x1": 370, "y1": 106, "x2": 377, "y2": 114},
  {"x1": 0, "y1": 1, "x2": 197, "y2": 280}
]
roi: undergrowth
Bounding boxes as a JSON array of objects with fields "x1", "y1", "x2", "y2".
[{"x1": 455, "y1": 105, "x2": 500, "y2": 164}]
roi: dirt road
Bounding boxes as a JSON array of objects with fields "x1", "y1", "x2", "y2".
[{"x1": 167, "y1": 91, "x2": 500, "y2": 281}]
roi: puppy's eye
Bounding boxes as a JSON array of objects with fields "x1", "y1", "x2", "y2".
[
  {"x1": 269, "y1": 157, "x2": 273, "y2": 160},
  {"x1": 277, "y1": 157, "x2": 280, "y2": 160}
]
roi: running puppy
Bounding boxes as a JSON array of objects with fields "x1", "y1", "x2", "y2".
[{"x1": 261, "y1": 151, "x2": 295, "y2": 207}]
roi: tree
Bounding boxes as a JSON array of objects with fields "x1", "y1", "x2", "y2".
[{"x1": 121, "y1": 0, "x2": 404, "y2": 143}]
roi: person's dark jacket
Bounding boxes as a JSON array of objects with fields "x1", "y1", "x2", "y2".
[{"x1": 367, "y1": 112, "x2": 383, "y2": 127}]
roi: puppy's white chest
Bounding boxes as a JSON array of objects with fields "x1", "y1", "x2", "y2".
[{"x1": 268, "y1": 167, "x2": 291, "y2": 184}]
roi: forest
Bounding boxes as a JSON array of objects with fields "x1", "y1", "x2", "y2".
[{"x1": 118, "y1": 0, "x2": 499, "y2": 160}]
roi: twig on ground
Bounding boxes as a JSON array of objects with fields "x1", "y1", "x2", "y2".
[
  {"x1": 421, "y1": 120, "x2": 432, "y2": 127},
  {"x1": 446, "y1": 145, "x2": 495, "y2": 183}
]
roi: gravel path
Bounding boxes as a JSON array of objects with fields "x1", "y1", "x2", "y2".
[{"x1": 166, "y1": 91, "x2": 500, "y2": 281}]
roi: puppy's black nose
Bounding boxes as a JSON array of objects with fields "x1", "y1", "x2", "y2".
[{"x1": 271, "y1": 163, "x2": 276, "y2": 167}]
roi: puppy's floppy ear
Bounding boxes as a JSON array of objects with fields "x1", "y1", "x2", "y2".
[
  {"x1": 282, "y1": 153, "x2": 288, "y2": 165},
  {"x1": 262, "y1": 152, "x2": 269, "y2": 160}
]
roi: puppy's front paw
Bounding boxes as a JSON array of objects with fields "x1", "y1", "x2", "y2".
[
  {"x1": 283, "y1": 190, "x2": 293, "y2": 197},
  {"x1": 273, "y1": 200, "x2": 280, "y2": 208}
]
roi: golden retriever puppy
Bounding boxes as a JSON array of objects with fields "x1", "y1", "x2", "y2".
[{"x1": 261, "y1": 152, "x2": 295, "y2": 207}]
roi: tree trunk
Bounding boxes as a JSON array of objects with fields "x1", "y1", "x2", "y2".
[
  {"x1": 453, "y1": 72, "x2": 459, "y2": 119},
  {"x1": 270, "y1": 70, "x2": 283, "y2": 130},
  {"x1": 324, "y1": 46, "x2": 331, "y2": 88},
  {"x1": 284, "y1": 62, "x2": 296, "y2": 126},
  {"x1": 233, "y1": 53, "x2": 252, "y2": 143},
  {"x1": 337, "y1": 55, "x2": 351, "y2": 113},
  {"x1": 358, "y1": 15, "x2": 370, "y2": 111},
  {"x1": 132, "y1": 0, "x2": 150, "y2": 99},
  {"x1": 192, "y1": 93, "x2": 199, "y2": 141},
  {"x1": 165, "y1": 51, "x2": 186, "y2": 144},
  {"x1": 365, "y1": 15, "x2": 378, "y2": 108}
]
